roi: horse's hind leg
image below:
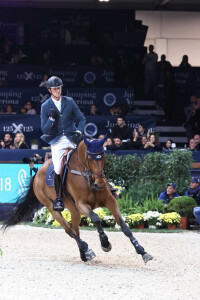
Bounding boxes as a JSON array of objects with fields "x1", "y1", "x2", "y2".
[
  {"x1": 105, "y1": 196, "x2": 153, "y2": 264},
  {"x1": 77, "y1": 203, "x2": 112, "y2": 252},
  {"x1": 38, "y1": 196, "x2": 96, "y2": 262}
]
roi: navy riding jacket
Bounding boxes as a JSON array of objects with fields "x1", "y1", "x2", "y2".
[{"x1": 40, "y1": 96, "x2": 86, "y2": 145}]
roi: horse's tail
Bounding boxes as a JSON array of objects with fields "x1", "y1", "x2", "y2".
[{"x1": 1, "y1": 175, "x2": 41, "y2": 231}]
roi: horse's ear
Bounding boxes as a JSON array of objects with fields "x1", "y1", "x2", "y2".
[
  {"x1": 83, "y1": 136, "x2": 89, "y2": 147},
  {"x1": 100, "y1": 134, "x2": 108, "y2": 145}
]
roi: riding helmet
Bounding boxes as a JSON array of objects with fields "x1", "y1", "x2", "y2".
[{"x1": 46, "y1": 76, "x2": 63, "y2": 88}]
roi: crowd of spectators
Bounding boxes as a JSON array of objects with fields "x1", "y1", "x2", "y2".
[{"x1": 158, "y1": 178, "x2": 200, "y2": 231}]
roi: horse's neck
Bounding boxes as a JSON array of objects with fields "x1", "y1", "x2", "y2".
[{"x1": 77, "y1": 141, "x2": 87, "y2": 169}]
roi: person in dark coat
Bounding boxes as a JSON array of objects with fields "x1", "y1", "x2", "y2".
[{"x1": 40, "y1": 76, "x2": 86, "y2": 211}]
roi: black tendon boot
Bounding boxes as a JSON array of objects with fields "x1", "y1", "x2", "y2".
[{"x1": 53, "y1": 173, "x2": 64, "y2": 211}]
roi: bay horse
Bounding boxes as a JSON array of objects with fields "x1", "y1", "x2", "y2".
[{"x1": 2, "y1": 136, "x2": 153, "y2": 264}]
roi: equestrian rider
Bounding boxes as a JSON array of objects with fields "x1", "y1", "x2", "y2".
[{"x1": 40, "y1": 76, "x2": 86, "y2": 211}]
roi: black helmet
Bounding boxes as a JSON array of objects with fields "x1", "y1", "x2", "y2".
[{"x1": 46, "y1": 76, "x2": 63, "y2": 88}]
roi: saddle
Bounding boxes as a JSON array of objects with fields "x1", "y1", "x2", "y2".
[{"x1": 45, "y1": 148, "x2": 74, "y2": 187}]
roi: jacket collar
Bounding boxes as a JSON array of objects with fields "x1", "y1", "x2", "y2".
[{"x1": 61, "y1": 96, "x2": 67, "y2": 113}]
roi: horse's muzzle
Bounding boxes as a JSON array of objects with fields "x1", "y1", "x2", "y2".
[{"x1": 90, "y1": 182, "x2": 106, "y2": 190}]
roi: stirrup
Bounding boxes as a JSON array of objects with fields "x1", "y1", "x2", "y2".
[{"x1": 53, "y1": 198, "x2": 64, "y2": 212}]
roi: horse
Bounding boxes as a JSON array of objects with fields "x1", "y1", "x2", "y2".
[{"x1": 2, "y1": 135, "x2": 153, "y2": 264}]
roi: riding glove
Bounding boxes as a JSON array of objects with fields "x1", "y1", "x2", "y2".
[
  {"x1": 49, "y1": 108, "x2": 58, "y2": 120},
  {"x1": 72, "y1": 131, "x2": 83, "y2": 145}
]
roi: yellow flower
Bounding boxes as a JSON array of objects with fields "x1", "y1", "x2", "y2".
[
  {"x1": 53, "y1": 210, "x2": 72, "y2": 226},
  {"x1": 159, "y1": 212, "x2": 181, "y2": 226}
]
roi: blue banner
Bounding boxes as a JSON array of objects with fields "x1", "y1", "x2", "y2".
[
  {"x1": 0, "y1": 163, "x2": 42, "y2": 203},
  {"x1": 0, "y1": 87, "x2": 134, "y2": 115},
  {"x1": 0, "y1": 64, "x2": 116, "y2": 87},
  {"x1": 0, "y1": 115, "x2": 157, "y2": 148}
]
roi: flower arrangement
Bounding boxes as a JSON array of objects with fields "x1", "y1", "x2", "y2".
[
  {"x1": 126, "y1": 213, "x2": 144, "y2": 229},
  {"x1": 143, "y1": 211, "x2": 162, "y2": 227},
  {"x1": 159, "y1": 212, "x2": 181, "y2": 227},
  {"x1": 87, "y1": 208, "x2": 106, "y2": 227},
  {"x1": 33, "y1": 207, "x2": 49, "y2": 224},
  {"x1": 101, "y1": 215, "x2": 116, "y2": 228},
  {"x1": 109, "y1": 182, "x2": 124, "y2": 197},
  {"x1": 53, "y1": 210, "x2": 72, "y2": 227}
]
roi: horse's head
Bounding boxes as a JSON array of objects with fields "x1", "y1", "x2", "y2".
[{"x1": 82, "y1": 135, "x2": 107, "y2": 190}]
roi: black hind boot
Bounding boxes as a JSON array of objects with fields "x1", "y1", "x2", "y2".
[{"x1": 53, "y1": 173, "x2": 64, "y2": 211}]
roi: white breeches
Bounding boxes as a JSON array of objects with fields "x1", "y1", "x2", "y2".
[{"x1": 51, "y1": 135, "x2": 75, "y2": 174}]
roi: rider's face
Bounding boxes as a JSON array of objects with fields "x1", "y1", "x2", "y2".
[{"x1": 49, "y1": 86, "x2": 62, "y2": 100}]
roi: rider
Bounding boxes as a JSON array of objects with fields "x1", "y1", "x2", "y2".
[{"x1": 40, "y1": 76, "x2": 86, "y2": 211}]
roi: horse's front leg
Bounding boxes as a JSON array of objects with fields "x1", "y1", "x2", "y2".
[
  {"x1": 77, "y1": 202, "x2": 112, "y2": 252},
  {"x1": 105, "y1": 195, "x2": 153, "y2": 264}
]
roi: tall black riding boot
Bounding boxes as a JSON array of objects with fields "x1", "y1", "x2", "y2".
[{"x1": 53, "y1": 173, "x2": 64, "y2": 211}]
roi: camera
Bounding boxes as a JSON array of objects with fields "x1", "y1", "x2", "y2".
[{"x1": 23, "y1": 154, "x2": 43, "y2": 164}]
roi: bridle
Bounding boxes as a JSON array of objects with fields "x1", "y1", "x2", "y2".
[{"x1": 68, "y1": 148, "x2": 106, "y2": 189}]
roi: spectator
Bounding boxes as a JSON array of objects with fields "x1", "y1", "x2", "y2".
[
  {"x1": 156, "y1": 54, "x2": 174, "y2": 112},
  {"x1": 163, "y1": 139, "x2": 173, "y2": 150},
  {"x1": 188, "y1": 138, "x2": 196, "y2": 151},
  {"x1": 42, "y1": 49, "x2": 52, "y2": 65},
  {"x1": 110, "y1": 104, "x2": 121, "y2": 116},
  {"x1": 1, "y1": 43, "x2": 12, "y2": 64},
  {"x1": 194, "y1": 134, "x2": 200, "y2": 151},
  {"x1": 179, "y1": 55, "x2": 191, "y2": 69},
  {"x1": 39, "y1": 74, "x2": 49, "y2": 87},
  {"x1": 193, "y1": 206, "x2": 200, "y2": 232},
  {"x1": 138, "y1": 135, "x2": 148, "y2": 150},
  {"x1": 130, "y1": 127, "x2": 147, "y2": 150},
  {"x1": 143, "y1": 133, "x2": 162, "y2": 151},
  {"x1": 132, "y1": 124, "x2": 147, "y2": 143},
  {"x1": 0, "y1": 132, "x2": 14, "y2": 149},
  {"x1": 185, "y1": 177, "x2": 200, "y2": 204},
  {"x1": 109, "y1": 136, "x2": 125, "y2": 151},
  {"x1": 4, "y1": 104, "x2": 16, "y2": 114},
  {"x1": 159, "y1": 183, "x2": 180, "y2": 206},
  {"x1": 18, "y1": 48, "x2": 28, "y2": 64},
  {"x1": 111, "y1": 116, "x2": 132, "y2": 141},
  {"x1": 143, "y1": 44, "x2": 158, "y2": 99},
  {"x1": 21, "y1": 101, "x2": 37, "y2": 115},
  {"x1": 29, "y1": 152, "x2": 52, "y2": 175},
  {"x1": 90, "y1": 104, "x2": 101, "y2": 115},
  {"x1": 14, "y1": 132, "x2": 28, "y2": 149},
  {"x1": 104, "y1": 137, "x2": 114, "y2": 150},
  {"x1": 184, "y1": 96, "x2": 200, "y2": 140}
]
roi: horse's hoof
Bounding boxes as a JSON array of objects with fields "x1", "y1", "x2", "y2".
[
  {"x1": 85, "y1": 248, "x2": 96, "y2": 261},
  {"x1": 142, "y1": 252, "x2": 153, "y2": 264},
  {"x1": 101, "y1": 242, "x2": 112, "y2": 252}
]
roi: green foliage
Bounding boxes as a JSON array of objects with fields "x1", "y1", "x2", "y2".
[
  {"x1": 164, "y1": 150, "x2": 193, "y2": 194},
  {"x1": 116, "y1": 193, "x2": 135, "y2": 215},
  {"x1": 105, "y1": 150, "x2": 193, "y2": 203},
  {"x1": 134, "y1": 193, "x2": 165, "y2": 213},
  {"x1": 167, "y1": 196, "x2": 196, "y2": 217},
  {"x1": 138, "y1": 152, "x2": 168, "y2": 184},
  {"x1": 119, "y1": 182, "x2": 165, "y2": 207},
  {"x1": 104, "y1": 154, "x2": 141, "y2": 189}
]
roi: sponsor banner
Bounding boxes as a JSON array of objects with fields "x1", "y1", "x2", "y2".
[
  {"x1": 174, "y1": 67, "x2": 200, "y2": 96},
  {"x1": 0, "y1": 87, "x2": 134, "y2": 115},
  {"x1": 0, "y1": 65, "x2": 116, "y2": 87},
  {"x1": 84, "y1": 115, "x2": 157, "y2": 137},
  {"x1": 0, "y1": 163, "x2": 42, "y2": 203},
  {"x1": 0, "y1": 115, "x2": 156, "y2": 147}
]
